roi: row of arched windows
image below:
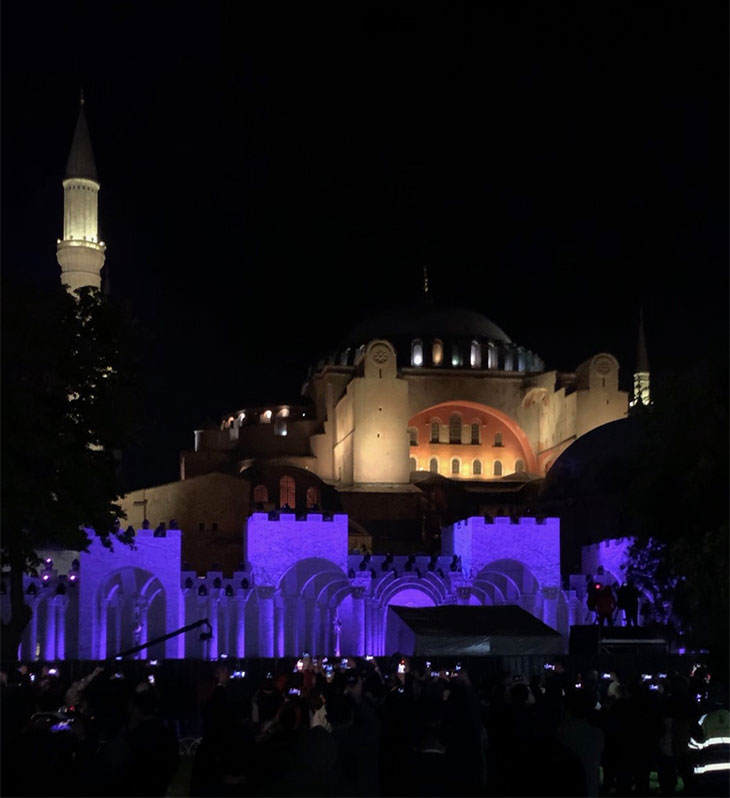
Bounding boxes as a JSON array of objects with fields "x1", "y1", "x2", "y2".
[
  {"x1": 409, "y1": 339, "x2": 538, "y2": 371},
  {"x1": 411, "y1": 417, "x2": 503, "y2": 446},
  {"x1": 253, "y1": 479, "x2": 320, "y2": 510},
  {"x1": 410, "y1": 457, "x2": 525, "y2": 476}
]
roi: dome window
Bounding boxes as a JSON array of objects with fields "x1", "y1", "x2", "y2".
[
  {"x1": 253, "y1": 485, "x2": 268, "y2": 505},
  {"x1": 515, "y1": 458, "x2": 526, "y2": 474},
  {"x1": 430, "y1": 421, "x2": 440, "y2": 443},
  {"x1": 411, "y1": 340, "x2": 423, "y2": 367},
  {"x1": 432, "y1": 339, "x2": 443, "y2": 366},
  {"x1": 471, "y1": 422, "x2": 480, "y2": 445},
  {"x1": 409, "y1": 457, "x2": 418, "y2": 472},
  {"x1": 493, "y1": 432, "x2": 503, "y2": 447},
  {"x1": 261, "y1": 410, "x2": 272, "y2": 424},
  {"x1": 409, "y1": 427, "x2": 418, "y2": 446},
  {"x1": 470, "y1": 341, "x2": 481, "y2": 368},
  {"x1": 451, "y1": 458, "x2": 460, "y2": 475},
  {"x1": 487, "y1": 343, "x2": 498, "y2": 369},
  {"x1": 493, "y1": 460, "x2": 503, "y2": 476},
  {"x1": 451, "y1": 345, "x2": 462, "y2": 367},
  {"x1": 473, "y1": 459, "x2": 482, "y2": 476},
  {"x1": 429, "y1": 457, "x2": 439, "y2": 474}
]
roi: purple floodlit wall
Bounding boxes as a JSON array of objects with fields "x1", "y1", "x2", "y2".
[
  {"x1": 78, "y1": 529, "x2": 184, "y2": 660},
  {"x1": 582, "y1": 537, "x2": 635, "y2": 588},
  {"x1": 2, "y1": 513, "x2": 593, "y2": 663}
]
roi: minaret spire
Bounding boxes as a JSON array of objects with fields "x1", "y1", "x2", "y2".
[
  {"x1": 630, "y1": 307, "x2": 651, "y2": 410},
  {"x1": 57, "y1": 96, "x2": 106, "y2": 292},
  {"x1": 423, "y1": 265, "x2": 429, "y2": 295}
]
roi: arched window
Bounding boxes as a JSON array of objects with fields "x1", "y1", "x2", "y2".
[
  {"x1": 409, "y1": 457, "x2": 418, "y2": 472},
  {"x1": 306, "y1": 486, "x2": 320, "y2": 509},
  {"x1": 515, "y1": 459, "x2": 526, "y2": 473},
  {"x1": 253, "y1": 484, "x2": 268, "y2": 504},
  {"x1": 449, "y1": 413, "x2": 462, "y2": 444},
  {"x1": 411, "y1": 339, "x2": 423, "y2": 367},
  {"x1": 494, "y1": 431, "x2": 503, "y2": 446},
  {"x1": 451, "y1": 345, "x2": 462, "y2": 367},
  {"x1": 473, "y1": 459, "x2": 482, "y2": 476},
  {"x1": 409, "y1": 427, "x2": 418, "y2": 446},
  {"x1": 260, "y1": 409, "x2": 272, "y2": 424},
  {"x1": 451, "y1": 458, "x2": 460, "y2": 475},
  {"x1": 471, "y1": 422, "x2": 480, "y2": 444},
  {"x1": 429, "y1": 457, "x2": 439, "y2": 474},
  {"x1": 279, "y1": 475, "x2": 295, "y2": 508},
  {"x1": 430, "y1": 421, "x2": 440, "y2": 443},
  {"x1": 432, "y1": 339, "x2": 443, "y2": 366},
  {"x1": 470, "y1": 341, "x2": 481, "y2": 368},
  {"x1": 493, "y1": 460, "x2": 503, "y2": 476}
]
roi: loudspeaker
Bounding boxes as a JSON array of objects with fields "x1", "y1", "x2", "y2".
[{"x1": 569, "y1": 625, "x2": 600, "y2": 655}]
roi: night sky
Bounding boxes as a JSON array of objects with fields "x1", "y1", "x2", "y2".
[{"x1": 2, "y1": 2, "x2": 727, "y2": 491}]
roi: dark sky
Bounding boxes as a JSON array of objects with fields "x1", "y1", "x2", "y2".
[{"x1": 2, "y1": 2, "x2": 727, "y2": 490}]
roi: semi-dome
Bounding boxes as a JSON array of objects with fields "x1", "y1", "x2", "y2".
[{"x1": 340, "y1": 302, "x2": 512, "y2": 348}]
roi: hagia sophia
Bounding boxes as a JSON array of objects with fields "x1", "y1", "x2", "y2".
[{"x1": 3, "y1": 103, "x2": 655, "y2": 662}]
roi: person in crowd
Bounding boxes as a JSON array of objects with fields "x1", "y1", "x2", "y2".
[
  {"x1": 617, "y1": 580, "x2": 640, "y2": 626},
  {"x1": 596, "y1": 584, "x2": 617, "y2": 627}
]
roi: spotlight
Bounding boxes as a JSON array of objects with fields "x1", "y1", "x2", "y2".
[{"x1": 69, "y1": 573, "x2": 77, "y2": 582}]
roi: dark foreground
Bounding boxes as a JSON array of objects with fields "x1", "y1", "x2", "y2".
[{"x1": 1, "y1": 655, "x2": 728, "y2": 797}]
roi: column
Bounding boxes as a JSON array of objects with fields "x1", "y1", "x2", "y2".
[
  {"x1": 258, "y1": 587, "x2": 275, "y2": 658},
  {"x1": 56, "y1": 597, "x2": 68, "y2": 660},
  {"x1": 28, "y1": 599, "x2": 39, "y2": 661},
  {"x1": 351, "y1": 587, "x2": 366, "y2": 656},
  {"x1": 44, "y1": 599, "x2": 57, "y2": 661},
  {"x1": 235, "y1": 597, "x2": 246, "y2": 658},
  {"x1": 364, "y1": 599, "x2": 374, "y2": 655},
  {"x1": 541, "y1": 586, "x2": 561, "y2": 631},
  {"x1": 456, "y1": 586, "x2": 472, "y2": 606},
  {"x1": 114, "y1": 603, "x2": 122, "y2": 655},
  {"x1": 286, "y1": 596, "x2": 300, "y2": 656},
  {"x1": 274, "y1": 600, "x2": 285, "y2": 657},
  {"x1": 98, "y1": 600, "x2": 109, "y2": 661},
  {"x1": 312, "y1": 604, "x2": 321, "y2": 656},
  {"x1": 138, "y1": 600, "x2": 149, "y2": 660},
  {"x1": 223, "y1": 600, "x2": 232, "y2": 656},
  {"x1": 207, "y1": 598, "x2": 219, "y2": 660}
]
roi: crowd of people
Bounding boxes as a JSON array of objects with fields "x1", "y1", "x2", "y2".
[{"x1": 1, "y1": 655, "x2": 727, "y2": 797}]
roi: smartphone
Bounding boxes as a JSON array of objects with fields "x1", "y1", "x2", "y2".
[
  {"x1": 147, "y1": 674, "x2": 155, "y2": 685},
  {"x1": 296, "y1": 659, "x2": 304, "y2": 672},
  {"x1": 50, "y1": 720, "x2": 72, "y2": 733},
  {"x1": 230, "y1": 670, "x2": 245, "y2": 679},
  {"x1": 365, "y1": 655, "x2": 374, "y2": 661},
  {"x1": 544, "y1": 664, "x2": 555, "y2": 671},
  {"x1": 601, "y1": 672, "x2": 612, "y2": 680},
  {"x1": 288, "y1": 687, "x2": 301, "y2": 695},
  {"x1": 398, "y1": 661, "x2": 406, "y2": 674},
  {"x1": 48, "y1": 668, "x2": 58, "y2": 676},
  {"x1": 430, "y1": 671, "x2": 439, "y2": 678}
]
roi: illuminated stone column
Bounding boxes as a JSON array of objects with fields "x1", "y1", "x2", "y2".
[
  {"x1": 566, "y1": 592, "x2": 581, "y2": 629},
  {"x1": 456, "y1": 586, "x2": 472, "y2": 606},
  {"x1": 257, "y1": 587, "x2": 275, "y2": 658},
  {"x1": 207, "y1": 598, "x2": 219, "y2": 660},
  {"x1": 312, "y1": 604, "x2": 321, "y2": 655},
  {"x1": 235, "y1": 597, "x2": 246, "y2": 658},
  {"x1": 222, "y1": 600, "x2": 232, "y2": 656},
  {"x1": 274, "y1": 599, "x2": 285, "y2": 657},
  {"x1": 26, "y1": 599, "x2": 39, "y2": 661},
  {"x1": 351, "y1": 587, "x2": 366, "y2": 656},
  {"x1": 44, "y1": 599, "x2": 57, "y2": 661},
  {"x1": 286, "y1": 596, "x2": 300, "y2": 656},
  {"x1": 98, "y1": 600, "x2": 109, "y2": 660},
  {"x1": 137, "y1": 599, "x2": 149, "y2": 660},
  {"x1": 364, "y1": 599, "x2": 375, "y2": 655},
  {"x1": 541, "y1": 586, "x2": 561, "y2": 631},
  {"x1": 113, "y1": 603, "x2": 122, "y2": 655},
  {"x1": 55, "y1": 596, "x2": 68, "y2": 660}
]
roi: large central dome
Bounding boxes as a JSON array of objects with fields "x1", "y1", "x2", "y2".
[{"x1": 340, "y1": 302, "x2": 512, "y2": 348}]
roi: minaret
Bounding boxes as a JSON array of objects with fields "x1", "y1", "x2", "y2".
[
  {"x1": 630, "y1": 308, "x2": 651, "y2": 409},
  {"x1": 56, "y1": 93, "x2": 106, "y2": 292}
]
